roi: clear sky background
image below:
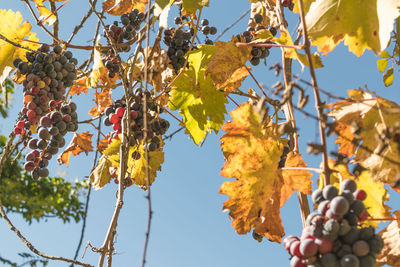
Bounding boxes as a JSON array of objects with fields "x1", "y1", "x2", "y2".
[{"x1": 0, "y1": 1, "x2": 399, "y2": 267}]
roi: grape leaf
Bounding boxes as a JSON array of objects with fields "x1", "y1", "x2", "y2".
[
  {"x1": 219, "y1": 103, "x2": 285, "y2": 242},
  {"x1": 280, "y1": 152, "x2": 313, "y2": 207},
  {"x1": 182, "y1": 0, "x2": 209, "y2": 14},
  {"x1": 383, "y1": 67, "x2": 394, "y2": 87},
  {"x1": 102, "y1": 0, "x2": 147, "y2": 15},
  {"x1": 329, "y1": 88, "x2": 400, "y2": 189},
  {"x1": 377, "y1": 58, "x2": 388, "y2": 73},
  {"x1": 273, "y1": 29, "x2": 323, "y2": 71},
  {"x1": 377, "y1": 210, "x2": 400, "y2": 267},
  {"x1": 103, "y1": 138, "x2": 164, "y2": 188},
  {"x1": 89, "y1": 155, "x2": 113, "y2": 190},
  {"x1": 169, "y1": 45, "x2": 227, "y2": 145},
  {"x1": 356, "y1": 171, "x2": 392, "y2": 227},
  {"x1": 69, "y1": 77, "x2": 89, "y2": 96},
  {"x1": 205, "y1": 37, "x2": 251, "y2": 93},
  {"x1": 305, "y1": 0, "x2": 400, "y2": 56},
  {"x1": 318, "y1": 159, "x2": 392, "y2": 228},
  {"x1": 31, "y1": 0, "x2": 57, "y2": 25},
  {"x1": 88, "y1": 88, "x2": 113, "y2": 117},
  {"x1": 57, "y1": 132, "x2": 93, "y2": 166},
  {"x1": 0, "y1": 9, "x2": 40, "y2": 82}
]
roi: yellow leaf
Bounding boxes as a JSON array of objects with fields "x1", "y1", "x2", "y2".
[
  {"x1": 280, "y1": 152, "x2": 313, "y2": 207},
  {"x1": 305, "y1": 0, "x2": 400, "y2": 56},
  {"x1": 377, "y1": 210, "x2": 400, "y2": 267},
  {"x1": 329, "y1": 88, "x2": 400, "y2": 189},
  {"x1": 273, "y1": 29, "x2": 323, "y2": 71},
  {"x1": 219, "y1": 102, "x2": 285, "y2": 242},
  {"x1": 31, "y1": 0, "x2": 57, "y2": 25},
  {"x1": 356, "y1": 171, "x2": 392, "y2": 228},
  {"x1": 206, "y1": 36, "x2": 251, "y2": 92},
  {"x1": 0, "y1": 9, "x2": 40, "y2": 80},
  {"x1": 89, "y1": 155, "x2": 113, "y2": 190},
  {"x1": 57, "y1": 132, "x2": 93, "y2": 166}
]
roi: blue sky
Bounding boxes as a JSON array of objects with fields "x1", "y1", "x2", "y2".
[{"x1": 0, "y1": 1, "x2": 399, "y2": 267}]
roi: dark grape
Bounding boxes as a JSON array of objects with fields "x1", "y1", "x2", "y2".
[
  {"x1": 312, "y1": 189, "x2": 324, "y2": 204},
  {"x1": 323, "y1": 185, "x2": 338, "y2": 200},
  {"x1": 340, "y1": 254, "x2": 359, "y2": 267},
  {"x1": 352, "y1": 240, "x2": 370, "y2": 257},
  {"x1": 330, "y1": 196, "x2": 349, "y2": 216},
  {"x1": 341, "y1": 179, "x2": 357, "y2": 193},
  {"x1": 254, "y1": 14, "x2": 263, "y2": 24}
]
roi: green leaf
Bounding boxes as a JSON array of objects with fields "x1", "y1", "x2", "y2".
[
  {"x1": 377, "y1": 58, "x2": 388, "y2": 72},
  {"x1": 305, "y1": 0, "x2": 400, "y2": 56},
  {"x1": 182, "y1": 0, "x2": 209, "y2": 13},
  {"x1": 169, "y1": 46, "x2": 227, "y2": 145},
  {"x1": 383, "y1": 67, "x2": 394, "y2": 87},
  {"x1": 379, "y1": 50, "x2": 391, "y2": 58}
]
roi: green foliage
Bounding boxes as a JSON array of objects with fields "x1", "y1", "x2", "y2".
[
  {"x1": 0, "y1": 137, "x2": 88, "y2": 223},
  {"x1": 169, "y1": 45, "x2": 227, "y2": 145},
  {"x1": 0, "y1": 78, "x2": 14, "y2": 118}
]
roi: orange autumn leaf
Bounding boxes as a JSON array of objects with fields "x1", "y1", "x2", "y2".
[
  {"x1": 102, "y1": 0, "x2": 146, "y2": 15},
  {"x1": 97, "y1": 135, "x2": 110, "y2": 153},
  {"x1": 88, "y1": 88, "x2": 112, "y2": 117},
  {"x1": 377, "y1": 210, "x2": 400, "y2": 267},
  {"x1": 219, "y1": 102, "x2": 285, "y2": 242},
  {"x1": 280, "y1": 152, "x2": 313, "y2": 207},
  {"x1": 57, "y1": 132, "x2": 93, "y2": 166},
  {"x1": 69, "y1": 77, "x2": 89, "y2": 96}
]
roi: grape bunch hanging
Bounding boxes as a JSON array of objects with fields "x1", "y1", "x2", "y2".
[
  {"x1": 164, "y1": 16, "x2": 217, "y2": 71},
  {"x1": 102, "y1": 8, "x2": 146, "y2": 78},
  {"x1": 102, "y1": 89, "x2": 169, "y2": 185},
  {"x1": 283, "y1": 179, "x2": 384, "y2": 267},
  {"x1": 13, "y1": 44, "x2": 79, "y2": 179}
]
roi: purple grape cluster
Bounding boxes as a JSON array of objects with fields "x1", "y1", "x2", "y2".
[{"x1": 283, "y1": 179, "x2": 383, "y2": 267}]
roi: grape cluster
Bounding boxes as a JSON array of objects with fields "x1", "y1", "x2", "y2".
[
  {"x1": 103, "y1": 9, "x2": 146, "y2": 49},
  {"x1": 237, "y1": 30, "x2": 270, "y2": 66},
  {"x1": 12, "y1": 44, "x2": 79, "y2": 178},
  {"x1": 103, "y1": 52, "x2": 120, "y2": 79},
  {"x1": 164, "y1": 27, "x2": 193, "y2": 71},
  {"x1": 283, "y1": 179, "x2": 384, "y2": 267},
  {"x1": 102, "y1": 90, "x2": 169, "y2": 182},
  {"x1": 198, "y1": 19, "x2": 217, "y2": 45}
]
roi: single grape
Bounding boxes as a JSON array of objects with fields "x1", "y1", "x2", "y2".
[
  {"x1": 31, "y1": 168, "x2": 40, "y2": 180},
  {"x1": 338, "y1": 219, "x2": 351, "y2": 236},
  {"x1": 210, "y1": 26, "x2": 217, "y2": 35},
  {"x1": 330, "y1": 196, "x2": 350, "y2": 216},
  {"x1": 312, "y1": 189, "x2": 324, "y2": 204},
  {"x1": 340, "y1": 227, "x2": 360, "y2": 245},
  {"x1": 350, "y1": 200, "x2": 365, "y2": 216},
  {"x1": 368, "y1": 235, "x2": 384, "y2": 254},
  {"x1": 37, "y1": 139, "x2": 47, "y2": 150},
  {"x1": 28, "y1": 139, "x2": 38, "y2": 149},
  {"x1": 320, "y1": 253, "x2": 339, "y2": 267},
  {"x1": 340, "y1": 254, "x2": 360, "y2": 267},
  {"x1": 290, "y1": 256, "x2": 306, "y2": 267},
  {"x1": 38, "y1": 167, "x2": 49, "y2": 177},
  {"x1": 24, "y1": 161, "x2": 35, "y2": 172},
  {"x1": 344, "y1": 213, "x2": 359, "y2": 226},
  {"x1": 38, "y1": 128, "x2": 50, "y2": 140},
  {"x1": 323, "y1": 185, "x2": 338, "y2": 200},
  {"x1": 201, "y1": 19, "x2": 209, "y2": 26},
  {"x1": 290, "y1": 240, "x2": 302, "y2": 257},
  {"x1": 315, "y1": 237, "x2": 334, "y2": 254},
  {"x1": 336, "y1": 244, "x2": 353, "y2": 258},
  {"x1": 352, "y1": 240, "x2": 370, "y2": 257},
  {"x1": 341, "y1": 190, "x2": 355, "y2": 204},
  {"x1": 341, "y1": 179, "x2": 357, "y2": 193},
  {"x1": 358, "y1": 254, "x2": 376, "y2": 267},
  {"x1": 318, "y1": 199, "x2": 330, "y2": 215},
  {"x1": 359, "y1": 227, "x2": 374, "y2": 241},
  {"x1": 354, "y1": 189, "x2": 367, "y2": 201},
  {"x1": 254, "y1": 13, "x2": 263, "y2": 24},
  {"x1": 250, "y1": 57, "x2": 260, "y2": 66}
]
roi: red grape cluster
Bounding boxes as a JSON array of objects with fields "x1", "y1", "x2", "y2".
[
  {"x1": 12, "y1": 44, "x2": 79, "y2": 178},
  {"x1": 283, "y1": 179, "x2": 383, "y2": 267},
  {"x1": 103, "y1": 89, "x2": 169, "y2": 152}
]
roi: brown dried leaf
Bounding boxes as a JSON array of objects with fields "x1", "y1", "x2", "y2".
[
  {"x1": 69, "y1": 77, "x2": 89, "y2": 96},
  {"x1": 88, "y1": 88, "x2": 112, "y2": 117},
  {"x1": 377, "y1": 210, "x2": 400, "y2": 266},
  {"x1": 57, "y1": 132, "x2": 93, "y2": 166}
]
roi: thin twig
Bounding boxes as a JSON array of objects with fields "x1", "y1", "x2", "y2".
[
  {"x1": 227, "y1": 95, "x2": 239, "y2": 107},
  {"x1": 0, "y1": 204, "x2": 93, "y2": 267},
  {"x1": 67, "y1": 0, "x2": 97, "y2": 44},
  {"x1": 215, "y1": 8, "x2": 250, "y2": 41},
  {"x1": 24, "y1": 0, "x2": 59, "y2": 42},
  {"x1": 162, "y1": 126, "x2": 184, "y2": 141},
  {"x1": 297, "y1": 0, "x2": 330, "y2": 185},
  {"x1": 70, "y1": 116, "x2": 103, "y2": 266},
  {"x1": 141, "y1": 1, "x2": 153, "y2": 266},
  {"x1": 245, "y1": 66, "x2": 274, "y2": 103},
  {"x1": 0, "y1": 33, "x2": 37, "y2": 53}
]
